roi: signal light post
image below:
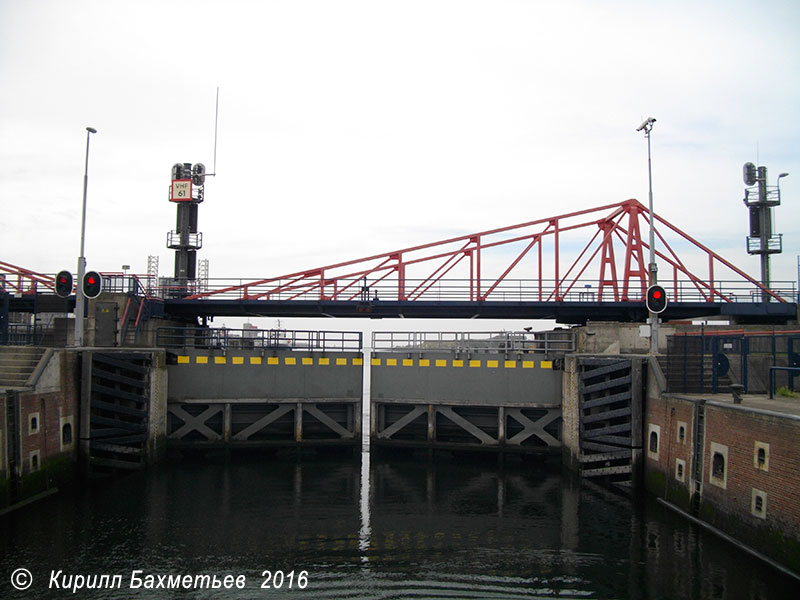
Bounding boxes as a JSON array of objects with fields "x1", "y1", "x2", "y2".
[
  {"x1": 742, "y1": 163, "x2": 787, "y2": 302},
  {"x1": 75, "y1": 126, "x2": 97, "y2": 347},
  {"x1": 637, "y1": 117, "x2": 660, "y2": 353}
]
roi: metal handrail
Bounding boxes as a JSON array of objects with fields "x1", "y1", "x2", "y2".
[
  {"x1": 141, "y1": 277, "x2": 797, "y2": 304},
  {"x1": 769, "y1": 367, "x2": 800, "y2": 399},
  {"x1": 3, "y1": 274, "x2": 797, "y2": 305},
  {"x1": 156, "y1": 327, "x2": 363, "y2": 351},
  {"x1": 371, "y1": 330, "x2": 575, "y2": 353}
]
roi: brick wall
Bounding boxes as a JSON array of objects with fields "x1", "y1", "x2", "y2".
[
  {"x1": 19, "y1": 391, "x2": 73, "y2": 474},
  {"x1": 645, "y1": 390, "x2": 800, "y2": 572},
  {"x1": 3, "y1": 351, "x2": 79, "y2": 478},
  {"x1": 644, "y1": 393, "x2": 696, "y2": 510},
  {"x1": 702, "y1": 404, "x2": 800, "y2": 542}
]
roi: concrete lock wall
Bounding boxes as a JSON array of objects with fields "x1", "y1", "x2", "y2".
[{"x1": 370, "y1": 352, "x2": 561, "y2": 406}]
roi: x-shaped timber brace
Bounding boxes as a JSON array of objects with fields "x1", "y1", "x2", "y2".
[
  {"x1": 168, "y1": 401, "x2": 358, "y2": 443},
  {"x1": 375, "y1": 404, "x2": 561, "y2": 448}
]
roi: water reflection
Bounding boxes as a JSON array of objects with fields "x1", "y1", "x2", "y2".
[{"x1": 1, "y1": 452, "x2": 797, "y2": 599}]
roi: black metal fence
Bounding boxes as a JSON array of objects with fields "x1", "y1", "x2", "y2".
[{"x1": 666, "y1": 332, "x2": 800, "y2": 395}]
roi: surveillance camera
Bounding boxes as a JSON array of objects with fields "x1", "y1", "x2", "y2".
[{"x1": 636, "y1": 117, "x2": 656, "y2": 132}]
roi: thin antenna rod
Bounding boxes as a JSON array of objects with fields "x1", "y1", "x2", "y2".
[{"x1": 213, "y1": 86, "x2": 220, "y2": 175}]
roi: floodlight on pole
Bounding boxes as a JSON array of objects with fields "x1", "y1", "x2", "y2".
[
  {"x1": 637, "y1": 117, "x2": 659, "y2": 353},
  {"x1": 74, "y1": 126, "x2": 97, "y2": 347}
]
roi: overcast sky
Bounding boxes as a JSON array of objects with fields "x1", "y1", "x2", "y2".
[{"x1": 1, "y1": 0, "x2": 798, "y2": 332}]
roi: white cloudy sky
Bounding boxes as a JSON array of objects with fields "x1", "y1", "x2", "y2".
[{"x1": 1, "y1": 0, "x2": 798, "y2": 332}]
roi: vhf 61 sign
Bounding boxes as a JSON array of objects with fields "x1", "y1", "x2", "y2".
[{"x1": 170, "y1": 179, "x2": 192, "y2": 202}]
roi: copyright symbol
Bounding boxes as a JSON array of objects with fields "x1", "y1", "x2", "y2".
[{"x1": 11, "y1": 568, "x2": 33, "y2": 591}]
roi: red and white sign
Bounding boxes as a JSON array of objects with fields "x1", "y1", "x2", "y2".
[{"x1": 170, "y1": 179, "x2": 192, "y2": 202}]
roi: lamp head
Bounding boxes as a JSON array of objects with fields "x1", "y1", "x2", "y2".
[{"x1": 86, "y1": 127, "x2": 97, "y2": 134}]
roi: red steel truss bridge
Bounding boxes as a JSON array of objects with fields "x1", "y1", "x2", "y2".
[{"x1": 2, "y1": 199, "x2": 798, "y2": 324}]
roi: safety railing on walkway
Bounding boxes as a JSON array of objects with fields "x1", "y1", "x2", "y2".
[
  {"x1": 769, "y1": 367, "x2": 800, "y2": 399},
  {"x1": 666, "y1": 331, "x2": 800, "y2": 395},
  {"x1": 145, "y1": 277, "x2": 797, "y2": 304},
  {"x1": 2, "y1": 271, "x2": 796, "y2": 305},
  {"x1": 371, "y1": 330, "x2": 576, "y2": 353},
  {"x1": 156, "y1": 327, "x2": 363, "y2": 351}
]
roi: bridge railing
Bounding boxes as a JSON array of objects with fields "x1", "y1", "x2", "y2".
[
  {"x1": 2, "y1": 272, "x2": 797, "y2": 305},
  {"x1": 142, "y1": 277, "x2": 797, "y2": 304},
  {"x1": 156, "y1": 327, "x2": 363, "y2": 351},
  {"x1": 372, "y1": 330, "x2": 576, "y2": 353}
]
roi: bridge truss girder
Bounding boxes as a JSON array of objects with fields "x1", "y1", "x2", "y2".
[{"x1": 182, "y1": 199, "x2": 786, "y2": 306}]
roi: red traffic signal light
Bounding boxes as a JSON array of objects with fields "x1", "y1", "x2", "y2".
[
  {"x1": 83, "y1": 271, "x2": 103, "y2": 299},
  {"x1": 55, "y1": 270, "x2": 73, "y2": 298},
  {"x1": 646, "y1": 284, "x2": 667, "y2": 314}
]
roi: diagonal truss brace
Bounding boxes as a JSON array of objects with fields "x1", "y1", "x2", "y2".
[
  {"x1": 168, "y1": 405, "x2": 223, "y2": 440},
  {"x1": 506, "y1": 408, "x2": 561, "y2": 447}
]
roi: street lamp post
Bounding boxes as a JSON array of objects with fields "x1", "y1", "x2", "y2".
[
  {"x1": 74, "y1": 126, "x2": 97, "y2": 347},
  {"x1": 637, "y1": 117, "x2": 658, "y2": 353}
]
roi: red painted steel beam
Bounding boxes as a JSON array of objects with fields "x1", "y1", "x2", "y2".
[
  {"x1": 184, "y1": 200, "x2": 635, "y2": 300},
  {"x1": 163, "y1": 198, "x2": 786, "y2": 305},
  {"x1": 0, "y1": 261, "x2": 55, "y2": 294}
]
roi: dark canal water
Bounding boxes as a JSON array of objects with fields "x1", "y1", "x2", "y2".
[{"x1": 1, "y1": 451, "x2": 798, "y2": 599}]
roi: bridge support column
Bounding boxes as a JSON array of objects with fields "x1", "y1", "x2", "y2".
[
  {"x1": 295, "y1": 402, "x2": 303, "y2": 443},
  {"x1": 223, "y1": 403, "x2": 232, "y2": 443},
  {"x1": 497, "y1": 406, "x2": 506, "y2": 446}
]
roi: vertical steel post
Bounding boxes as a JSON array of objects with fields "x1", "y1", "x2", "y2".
[
  {"x1": 639, "y1": 118, "x2": 659, "y2": 354},
  {"x1": 553, "y1": 219, "x2": 560, "y2": 300},
  {"x1": 295, "y1": 402, "x2": 303, "y2": 442},
  {"x1": 75, "y1": 127, "x2": 97, "y2": 347},
  {"x1": 757, "y1": 166, "x2": 771, "y2": 302}
]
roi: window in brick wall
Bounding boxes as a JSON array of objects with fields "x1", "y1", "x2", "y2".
[
  {"x1": 29, "y1": 450, "x2": 40, "y2": 472},
  {"x1": 675, "y1": 458, "x2": 686, "y2": 483},
  {"x1": 62, "y1": 423, "x2": 73, "y2": 446},
  {"x1": 712, "y1": 453, "x2": 725, "y2": 477},
  {"x1": 751, "y1": 488, "x2": 767, "y2": 519},
  {"x1": 676, "y1": 421, "x2": 687, "y2": 445},
  {"x1": 754, "y1": 441, "x2": 769, "y2": 472},
  {"x1": 647, "y1": 424, "x2": 661, "y2": 461},
  {"x1": 60, "y1": 416, "x2": 75, "y2": 452},
  {"x1": 709, "y1": 442, "x2": 728, "y2": 489},
  {"x1": 29, "y1": 412, "x2": 40, "y2": 435}
]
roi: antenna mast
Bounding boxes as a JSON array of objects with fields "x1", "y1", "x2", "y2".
[{"x1": 213, "y1": 86, "x2": 219, "y2": 175}]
